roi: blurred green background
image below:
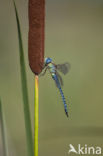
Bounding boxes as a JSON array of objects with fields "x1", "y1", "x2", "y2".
[{"x1": 0, "y1": 0, "x2": 103, "y2": 155}]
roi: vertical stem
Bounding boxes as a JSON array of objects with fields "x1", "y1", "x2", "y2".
[
  {"x1": 0, "y1": 100, "x2": 9, "y2": 156},
  {"x1": 34, "y1": 75, "x2": 39, "y2": 156}
]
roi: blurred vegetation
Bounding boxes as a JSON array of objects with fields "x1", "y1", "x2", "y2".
[
  {"x1": 0, "y1": 99, "x2": 9, "y2": 156},
  {"x1": 0, "y1": 0, "x2": 103, "y2": 156}
]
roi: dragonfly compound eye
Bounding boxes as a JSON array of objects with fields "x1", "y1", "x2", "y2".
[{"x1": 45, "y1": 57, "x2": 52, "y2": 65}]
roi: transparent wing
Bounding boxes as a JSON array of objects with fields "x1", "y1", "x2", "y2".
[
  {"x1": 56, "y1": 62, "x2": 71, "y2": 75},
  {"x1": 56, "y1": 71, "x2": 63, "y2": 86},
  {"x1": 54, "y1": 79, "x2": 59, "y2": 88}
]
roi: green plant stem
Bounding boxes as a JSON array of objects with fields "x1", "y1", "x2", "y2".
[
  {"x1": 34, "y1": 76, "x2": 39, "y2": 156},
  {"x1": 0, "y1": 99, "x2": 9, "y2": 156},
  {"x1": 13, "y1": 2, "x2": 34, "y2": 156}
]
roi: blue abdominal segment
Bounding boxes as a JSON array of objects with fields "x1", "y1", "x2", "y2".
[{"x1": 52, "y1": 74, "x2": 68, "y2": 117}]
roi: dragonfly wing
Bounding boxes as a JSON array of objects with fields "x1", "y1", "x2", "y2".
[
  {"x1": 56, "y1": 62, "x2": 71, "y2": 75},
  {"x1": 54, "y1": 79, "x2": 59, "y2": 88},
  {"x1": 56, "y1": 71, "x2": 63, "y2": 86}
]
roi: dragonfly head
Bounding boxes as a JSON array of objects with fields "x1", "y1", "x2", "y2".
[{"x1": 45, "y1": 57, "x2": 52, "y2": 66}]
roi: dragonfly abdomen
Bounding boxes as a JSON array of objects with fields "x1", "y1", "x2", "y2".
[
  {"x1": 52, "y1": 74, "x2": 68, "y2": 117},
  {"x1": 59, "y1": 87, "x2": 68, "y2": 117}
]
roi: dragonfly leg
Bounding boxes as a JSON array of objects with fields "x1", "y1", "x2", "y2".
[{"x1": 39, "y1": 67, "x2": 48, "y2": 76}]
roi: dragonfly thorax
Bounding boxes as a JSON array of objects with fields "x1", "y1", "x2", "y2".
[
  {"x1": 48, "y1": 63, "x2": 56, "y2": 74},
  {"x1": 45, "y1": 57, "x2": 52, "y2": 65}
]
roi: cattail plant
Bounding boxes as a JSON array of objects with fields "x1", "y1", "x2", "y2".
[
  {"x1": 28, "y1": 0, "x2": 45, "y2": 156},
  {"x1": 13, "y1": 0, "x2": 45, "y2": 155}
]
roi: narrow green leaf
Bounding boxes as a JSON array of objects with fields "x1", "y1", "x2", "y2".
[
  {"x1": 0, "y1": 99, "x2": 9, "y2": 156},
  {"x1": 13, "y1": 2, "x2": 34, "y2": 156}
]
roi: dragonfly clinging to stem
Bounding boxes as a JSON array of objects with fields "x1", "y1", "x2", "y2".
[{"x1": 40, "y1": 57, "x2": 71, "y2": 117}]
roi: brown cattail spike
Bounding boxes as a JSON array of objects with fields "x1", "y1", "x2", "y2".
[{"x1": 28, "y1": 0, "x2": 45, "y2": 75}]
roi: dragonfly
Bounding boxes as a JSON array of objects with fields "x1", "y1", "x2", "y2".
[{"x1": 40, "y1": 57, "x2": 71, "y2": 117}]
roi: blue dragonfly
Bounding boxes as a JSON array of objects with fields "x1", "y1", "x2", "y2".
[{"x1": 41, "y1": 57, "x2": 71, "y2": 117}]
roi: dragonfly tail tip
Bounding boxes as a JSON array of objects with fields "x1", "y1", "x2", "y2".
[{"x1": 65, "y1": 112, "x2": 69, "y2": 117}]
